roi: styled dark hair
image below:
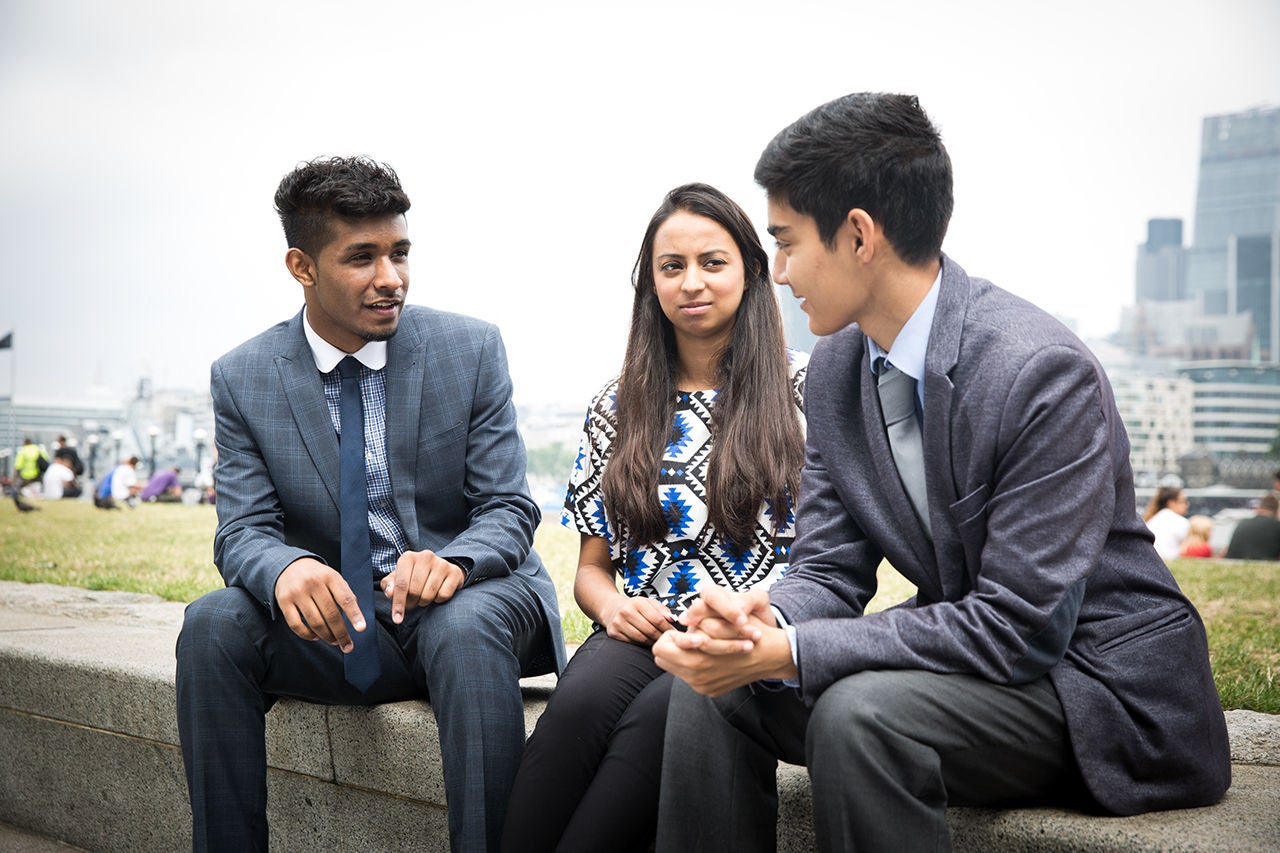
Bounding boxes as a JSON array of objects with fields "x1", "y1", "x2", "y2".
[
  {"x1": 603, "y1": 183, "x2": 805, "y2": 547},
  {"x1": 273, "y1": 156, "x2": 411, "y2": 256},
  {"x1": 754, "y1": 92, "x2": 952, "y2": 265}
]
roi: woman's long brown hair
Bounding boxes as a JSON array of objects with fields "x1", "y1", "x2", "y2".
[{"x1": 603, "y1": 183, "x2": 805, "y2": 548}]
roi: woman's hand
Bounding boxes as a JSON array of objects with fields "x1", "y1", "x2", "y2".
[{"x1": 598, "y1": 594, "x2": 676, "y2": 645}]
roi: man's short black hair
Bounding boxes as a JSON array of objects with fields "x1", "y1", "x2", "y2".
[
  {"x1": 273, "y1": 156, "x2": 411, "y2": 257},
  {"x1": 754, "y1": 92, "x2": 952, "y2": 265}
]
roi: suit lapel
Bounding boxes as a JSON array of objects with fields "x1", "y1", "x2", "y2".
[
  {"x1": 276, "y1": 313, "x2": 341, "y2": 510},
  {"x1": 385, "y1": 317, "x2": 425, "y2": 545},
  {"x1": 922, "y1": 256, "x2": 970, "y2": 600}
]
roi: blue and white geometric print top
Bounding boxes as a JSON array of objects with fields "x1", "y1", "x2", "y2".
[{"x1": 562, "y1": 349, "x2": 808, "y2": 615}]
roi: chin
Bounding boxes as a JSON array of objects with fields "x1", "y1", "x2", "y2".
[{"x1": 363, "y1": 328, "x2": 398, "y2": 342}]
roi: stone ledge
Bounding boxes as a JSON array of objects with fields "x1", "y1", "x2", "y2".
[{"x1": 0, "y1": 581, "x2": 1276, "y2": 852}]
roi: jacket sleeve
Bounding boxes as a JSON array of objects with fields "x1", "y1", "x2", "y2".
[
  {"x1": 433, "y1": 325, "x2": 541, "y2": 583},
  {"x1": 781, "y1": 344, "x2": 1106, "y2": 705},
  {"x1": 210, "y1": 359, "x2": 319, "y2": 616}
]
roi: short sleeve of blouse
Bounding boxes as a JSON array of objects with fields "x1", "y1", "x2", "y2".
[{"x1": 562, "y1": 380, "x2": 620, "y2": 546}]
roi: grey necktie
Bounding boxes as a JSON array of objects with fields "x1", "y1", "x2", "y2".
[{"x1": 877, "y1": 360, "x2": 931, "y2": 537}]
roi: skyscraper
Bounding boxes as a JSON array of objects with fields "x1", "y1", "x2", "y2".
[
  {"x1": 1135, "y1": 218, "x2": 1186, "y2": 303},
  {"x1": 1185, "y1": 105, "x2": 1280, "y2": 358}
]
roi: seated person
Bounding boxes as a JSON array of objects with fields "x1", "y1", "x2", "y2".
[
  {"x1": 1179, "y1": 515, "x2": 1214, "y2": 558},
  {"x1": 109, "y1": 456, "x2": 142, "y2": 508},
  {"x1": 1224, "y1": 494, "x2": 1280, "y2": 560},
  {"x1": 140, "y1": 466, "x2": 184, "y2": 502},
  {"x1": 502, "y1": 184, "x2": 807, "y2": 853},
  {"x1": 42, "y1": 449, "x2": 81, "y2": 499}
]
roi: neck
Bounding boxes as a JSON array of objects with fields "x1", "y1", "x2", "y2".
[
  {"x1": 860, "y1": 257, "x2": 940, "y2": 352},
  {"x1": 674, "y1": 334, "x2": 727, "y2": 391}
]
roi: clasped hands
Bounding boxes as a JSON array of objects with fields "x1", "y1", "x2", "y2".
[
  {"x1": 274, "y1": 549, "x2": 465, "y2": 652},
  {"x1": 652, "y1": 585, "x2": 798, "y2": 696}
]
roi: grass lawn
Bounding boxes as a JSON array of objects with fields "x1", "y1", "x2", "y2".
[{"x1": 1, "y1": 500, "x2": 1274, "y2": 712}]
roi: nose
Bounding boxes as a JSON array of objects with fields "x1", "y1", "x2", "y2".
[
  {"x1": 773, "y1": 249, "x2": 789, "y2": 286},
  {"x1": 680, "y1": 268, "x2": 706, "y2": 293},
  {"x1": 373, "y1": 255, "x2": 404, "y2": 290}
]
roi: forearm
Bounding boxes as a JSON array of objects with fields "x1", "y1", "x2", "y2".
[{"x1": 574, "y1": 561, "x2": 624, "y2": 625}]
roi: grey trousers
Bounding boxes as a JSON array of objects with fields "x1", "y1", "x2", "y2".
[
  {"x1": 656, "y1": 670, "x2": 1075, "y2": 853},
  {"x1": 177, "y1": 576, "x2": 547, "y2": 853}
]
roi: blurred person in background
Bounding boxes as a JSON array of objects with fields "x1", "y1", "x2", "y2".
[
  {"x1": 1224, "y1": 494, "x2": 1280, "y2": 561},
  {"x1": 1179, "y1": 515, "x2": 1214, "y2": 558},
  {"x1": 1144, "y1": 486, "x2": 1190, "y2": 560}
]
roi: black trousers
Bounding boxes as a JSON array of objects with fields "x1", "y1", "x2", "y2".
[
  {"x1": 502, "y1": 629, "x2": 671, "y2": 853},
  {"x1": 657, "y1": 670, "x2": 1077, "y2": 853}
]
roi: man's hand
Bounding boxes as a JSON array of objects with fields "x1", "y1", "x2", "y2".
[
  {"x1": 381, "y1": 549, "x2": 466, "y2": 623},
  {"x1": 274, "y1": 557, "x2": 367, "y2": 652},
  {"x1": 598, "y1": 594, "x2": 676, "y2": 646},
  {"x1": 653, "y1": 586, "x2": 797, "y2": 696}
]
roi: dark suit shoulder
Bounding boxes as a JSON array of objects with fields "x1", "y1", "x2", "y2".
[
  {"x1": 398, "y1": 304, "x2": 496, "y2": 338},
  {"x1": 213, "y1": 313, "x2": 301, "y2": 374},
  {"x1": 956, "y1": 274, "x2": 1084, "y2": 361}
]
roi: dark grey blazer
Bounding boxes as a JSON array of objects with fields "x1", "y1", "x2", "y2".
[
  {"x1": 210, "y1": 305, "x2": 566, "y2": 677},
  {"x1": 772, "y1": 257, "x2": 1230, "y2": 815}
]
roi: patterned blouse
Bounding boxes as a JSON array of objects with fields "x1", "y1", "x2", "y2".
[{"x1": 562, "y1": 350, "x2": 808, "y2": 615}]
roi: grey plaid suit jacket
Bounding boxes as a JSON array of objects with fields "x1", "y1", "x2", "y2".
[
  {"x1": 209, "y1": 305, "x2": 565, "y2": 677},
  {"x1": 772, "y1": 256, "x2": 1229, "y2": 815}
]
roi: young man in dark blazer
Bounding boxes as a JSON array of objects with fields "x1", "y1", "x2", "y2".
[
  {"x1": 176, "y1": 157, "x2": 565, "y2": 852},
  {"x1": 653, "y1": 93, "x2": 1230, "y2": 851}
]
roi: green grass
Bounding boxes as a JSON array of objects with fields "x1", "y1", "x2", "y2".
[{"x1": 1, "y1": 501, "x2": 1274, "y2": 712}]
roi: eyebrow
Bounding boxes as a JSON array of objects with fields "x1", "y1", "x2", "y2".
[
  {"x1": 765, "y1": 225, "x2": 789, "y2": 237},
  {"x1": 656, "y1": 248, "x2": 730, "y2": 260},
  {"x1": 342, "y1": 239, "x2": 412, "y2": 252}
]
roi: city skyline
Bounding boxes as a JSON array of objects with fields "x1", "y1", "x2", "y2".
[{"x1": 2, "y1": 0, "x2": 1278, "y2": 410}]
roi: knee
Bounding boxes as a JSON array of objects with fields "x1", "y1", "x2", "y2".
[
  {"x1": 807, "y1": 671, "x2": 904, "y2": 756},
  {"x1": 177, "y1": 588, "x2": 262, "y2": 667}
]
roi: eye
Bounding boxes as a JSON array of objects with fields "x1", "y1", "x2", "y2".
[
  {"x1": 703, "y1": 257, "x2": 727, "y2": 269},
  {"x1": 659, "y1": 261, "x2": 683, "y2": 272}
]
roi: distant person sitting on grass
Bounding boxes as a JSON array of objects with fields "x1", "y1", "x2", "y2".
[
  {"x1": 140, "y1": 466, "x2": 183, "y2": 502},
  {"x1": 1224, "y1": 494, "x2": 1280, "y2": 561},
  {"x1": 42, "y1": 450, "x2": 81, "y2": 500},
  {"x1": 14, "y1": 437, "x2": 49, "y2": 495},
  {"x1": 95, "y1": 456, "x2": 141, "y2": 509},
  {"x1": 1179, "y1": 515, "x2": 1214, "y2": 558}
]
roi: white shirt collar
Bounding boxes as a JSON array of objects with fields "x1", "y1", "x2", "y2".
[{"x1": 302, "y1": 307, "x2": 388, "y2": 373}]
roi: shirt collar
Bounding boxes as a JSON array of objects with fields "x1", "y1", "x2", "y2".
[
  {"x1": 867, "y1": 268, "x2": 942, "y2": 383},
  {"x1": 302, "y1": 307, "x2": 388, "y2": 373}
]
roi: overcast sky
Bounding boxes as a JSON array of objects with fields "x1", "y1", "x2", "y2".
[{"x1": 2, "y1": 0, "x2": 1277, "y2": 410}]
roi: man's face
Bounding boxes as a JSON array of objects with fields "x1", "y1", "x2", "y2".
[
  {"x1": 293, "y1": 213, "x2": 410, "y2": 353},
  {"x1": 767, "y1": 197, "x2": 864, "y2": 337}
]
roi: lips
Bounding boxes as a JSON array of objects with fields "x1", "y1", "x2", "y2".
[{"x1": 680, "y1": 302, "x2": 711, "y2": 315}]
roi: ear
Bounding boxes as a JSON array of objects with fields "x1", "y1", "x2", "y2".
[
  {"x1": 845, "y1": 209, "x2": 879, "y2": 261},
  {"x1": 285, "y1": 248, "x2": 317, "y2": 288}
]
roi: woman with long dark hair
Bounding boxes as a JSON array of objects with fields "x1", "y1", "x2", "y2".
[{"x1": 501, "y1": 183, "x2": 807, "y2": 852}]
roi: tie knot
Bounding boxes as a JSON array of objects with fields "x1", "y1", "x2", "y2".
[{"x1": 338, "y1": 356, "x2": 362, "y2": 381}]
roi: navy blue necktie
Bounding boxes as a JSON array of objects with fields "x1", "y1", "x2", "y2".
[{"x1": 338, "y1": 356, "x2": 382, "y2": 692}]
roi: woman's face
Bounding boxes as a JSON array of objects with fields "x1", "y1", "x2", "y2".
[
  {"x1": 652, "y1": 210, "x2": 746, "y2": 350},
  {"x1": 1170, "y1": 491, "x2": 1190, "y2": 515}
]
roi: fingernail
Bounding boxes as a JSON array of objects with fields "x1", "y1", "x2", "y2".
[{"x1": 354, "y1": 619, "x2": 365, "y2": 632}]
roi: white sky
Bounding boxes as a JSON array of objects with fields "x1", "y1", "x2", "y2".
[{"x1": 2, "y1": 0, "x2": 1278, "y2": 409}]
